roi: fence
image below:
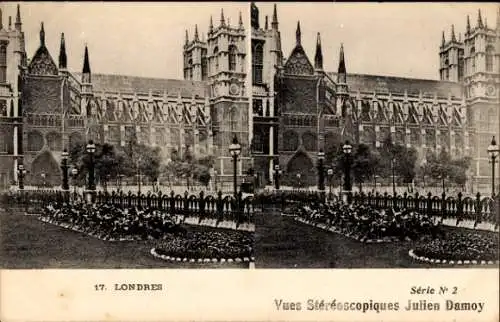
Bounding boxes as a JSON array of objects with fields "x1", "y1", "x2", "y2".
[
  {"x1": 253, "y1": 189, "x2": 499, "y2": 225},
  {"x1": 0, "y1": 189, "x2": 255, "y2": 225}
]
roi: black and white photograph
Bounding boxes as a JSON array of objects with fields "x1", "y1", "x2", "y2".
[
  {"x1": 0, "y1": 1, "x2": 499, "y2": 272},
  {"x1": 251, "y1": 2, "x2": 499, "y2": 268},
  {"x1": 0, "y1": 2, "x2": 254, "y2": 269}
]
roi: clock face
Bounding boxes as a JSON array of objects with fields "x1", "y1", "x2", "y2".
[
  {"x1": 486, "y1": 85, "x2": 495, "y2": 96},
  {"x1": 229, "y1": 83, "x2": 240, "y2": 96}
]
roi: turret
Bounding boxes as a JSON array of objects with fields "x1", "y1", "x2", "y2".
[
  {"x1": 477, "y1": 9, "x2": 484, "y2": 29},
  {"x1": 194, "y1": 24, "x2": 199, "y2": 42},
  {"x1": 272, "y1": 4, "x2": 279, "y2": 30},
  {"x1": 209, "y1": 15, "x2": 213, "y2": 34},
  {"x1": 14, "y1": 4, "x2": 21, "y2": 31},
  {"x1": 251, "y1": 2, "x2": 259, "y2": 29},
  {"x1": 238, "y1": 11, "x2": 244, "y2": 30},
  {"x1": 220, "y1": 9, "x2": 225, "y2": 27},
  {"x1": 466, "y1": 15, "x2": 471, "y2": 34},
  {"x1": 451, "y1": 24, "x2": 456, "y2": 42}
]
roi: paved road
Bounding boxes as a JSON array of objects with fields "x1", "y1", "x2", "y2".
[{"x1": 0, "y1": 211, "x2": 248, "y2": 269}]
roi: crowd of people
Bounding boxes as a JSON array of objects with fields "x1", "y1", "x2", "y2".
[
  {"x1": 40, "y1": 202, "x2": 187, "y2": 241},
  {"x1": 155, "y1": 230, "x2": 254, "y2": 260},
  {"x1": 414, "y1": 230, "x2": 499, "y2": 262},
  {"x1": 293, "y1": 201, "x2": 442, "y2": 242}
]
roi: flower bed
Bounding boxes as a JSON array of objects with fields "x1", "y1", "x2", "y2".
[
  {"x1": 293, "y1": 202, "x2": 442, "y2": 243},
  {"x1": 154, "y1": 230, "x2": 253, "y2": 260},
  {"x1": 39, "y1": 202, "x2": 186, "y2": 241},
  {"x1": 412, "y1": 231, "x2": 499, "y2": 263}
]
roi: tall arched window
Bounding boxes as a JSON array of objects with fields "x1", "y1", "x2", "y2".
[
  {"x1": 0, "y1": 129, "x2": 7, "y2": 153},
  {"x1": 188, "y1": 59, "x2": 193, "y2": 79},
  {"x1": 252, "y1": 43, "x2": 263, "y2": 84},
  {"x1": 213, "y1": 47, "x2": 219, "y2": 72},
  {"x1": 228, "y1": 45, "x2": 237, "y2": 71},
  {"x1": 0, "y1": 45, "x2": 6, "y2": 83},
  {"x1": 283, "y1": 130, "x2": 299, "y2": 151},
  {"x1": 485, "y1": 45, "x2": 494, "y2": 72},
  {"x1": 201, "y1": 56, "x2": 208, "y2": 80},
  {"x1": 27, "y1": 131, "x2": 44, "y2": 152},
  {"x1": 470, "y1": 47, "x2": 476, "y2": 73},
  {"x1": 229, "y1": 106, "x2": 238, "y2": 132}
]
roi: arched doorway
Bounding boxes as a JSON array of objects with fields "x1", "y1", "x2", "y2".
[
  {"x1": 284, "y1": 151, "x2": 316, "y2": 188},
  {"x1": 29, "y1": 150, "x2": 61, "y2": 187}
]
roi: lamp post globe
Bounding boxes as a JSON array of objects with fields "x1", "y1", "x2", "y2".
[
  {"x1": 487, "y1": 136, "x2": 499, "y2": 196},
  {"x1": 229, "y1": 135, "x2": 241, "y2": 198}
]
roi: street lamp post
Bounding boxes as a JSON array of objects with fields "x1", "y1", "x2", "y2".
[
  {"x1": 342, "y1": 141, "x2": 353, "y2": 204},
  {"x1": 274, "y1": 164, "x2": 281, "y2": 190},
  {"x1": 61, "y1": 149, "x2": 69, "y2": 191},
  {"x1": 71, "y1": 167, "x2": 78, "y2": 197},
  {"x1": 229, "y1": 135, "x2": 241, "y2": 198},
  {"x1": 391, "y1": 158, "x2": 396, "y2": 197},
  {"x1": 41, "y1": 172, "x2": 46, "y2": 189},
  {"x1": 17, "y1": 164, "x2": 26, "y2": 190},
  {"x1": 85, "y1": 140, "x2": 96, "y2": 203},
  {"x1": 487, "y1": 136, "x2": 499, "y2": 196},
  {"x1": 296, "y1": 173, "x2": 301, "y2": 189},
  {"x1": 327, "y1": 168, "x2": 333, "y2": 198},
  {"x1": 317, "y1": 150, "x2": 325, "y2": 200},
  {"x1": 373, "y1": 175, "x2": 379, "y2": 192}
]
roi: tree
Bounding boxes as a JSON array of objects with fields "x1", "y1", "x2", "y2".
[
  {"x1": 379, "y1": 135, "x2": 417, "y2": 184},
  {"x1": 121, "y1": 139, "x2": 162, "y2": 185},
  {"x1": 352, "y1": 144, "x2": 382, "y2": 192}
]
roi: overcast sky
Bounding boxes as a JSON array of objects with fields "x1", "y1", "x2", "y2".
[
  {"x1": 1, "y1": 2, "x2": 246, "y2": 79},
  {"x1": 1, "y1": 2, "x2": 498, "y2": 81},
  {"x1": 257, "y1": 2, "x2": 498, "y2": 80}
]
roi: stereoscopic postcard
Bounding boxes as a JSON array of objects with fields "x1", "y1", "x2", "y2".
[{"x1": 0, "y1": 1, "x2": 498, "y2": 321}]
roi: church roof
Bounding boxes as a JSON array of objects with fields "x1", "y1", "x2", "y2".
[
  {"x1": 327, "y1": 73, "x2": 463, "y2": 99},
  {"x1": 73, "y1": 73, "x2": 209, "y2": 98},
  {"x1": 28, "y1": 46, "x2": 59, "y2": 76}
]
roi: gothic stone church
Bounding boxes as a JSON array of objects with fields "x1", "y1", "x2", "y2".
[
  {"x1": 251, "y1": 3, "x2": 499, "y2": 190},
  {"x1": 0, "y1": 5, "x2": 250, "y2": 188}
]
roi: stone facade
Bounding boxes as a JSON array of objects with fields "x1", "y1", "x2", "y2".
[
  {"x1": 0, "y1": 5, "x2": 249, "y2": 188},
  {"x1": 251, "y1": 3, "x2": 500, "y2": 192}
]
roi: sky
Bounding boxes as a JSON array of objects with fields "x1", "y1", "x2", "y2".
[
  {"x1": 1, "y1": 2, "x2": 246, "y2": 79},
  {"x1": 257, "y1": 2, "x2": 498, "y2": 80},
  {"x1": 1, "y1": 2, "x2": 498, "y2": 81}
]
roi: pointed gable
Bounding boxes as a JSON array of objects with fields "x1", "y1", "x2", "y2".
[
  {"x1": 28, "y1": 46, "x2": 58, "y2": 76},
  {"x1": 284, "y1": 45, "x2": 314, "y2": 75}
]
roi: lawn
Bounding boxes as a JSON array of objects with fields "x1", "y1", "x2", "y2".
[
  {"x1": 0, "y1": 210, "x2": 249, "y2": 269},
  {"x1": 254, "y1": 211, "x2": 499, "y2": 269}
]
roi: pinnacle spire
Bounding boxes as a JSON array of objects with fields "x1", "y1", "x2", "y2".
[
  {"x1": 82, "y1": 45, "x2": 91, "y2": 75},
  {"x1": 451, "y1": 24, "x2": 456, "y2": 42},
  {"x1": 220, "y1": 8, "x2": 225, "y2": 27},
  {"x1": 296, "y1": 21, "x2": 301, "y2": 46},
  {"x1": 477, "y1": 9, "x2": 484, "y2": 29},
  {"x1": 265, "y1": 15, "x2": 268, "y2": 30},
  {"x1": 239, "y1": 11, "x2": 244, "y2": 29},
  {"x1": 441, "y1": 31, "x2": 446, "y2": 46},
  {"x1": 15, "y1": 4, "x2": 21, "y2": 30},
  {"x1": 497, "y1": 7, "x2": 500, "y2": 30},
  {"x1": 209, "y1": 15, "x2": 213, "y2": 33},
  {"x1": 466, "y1": 15, "x2": 471, "y2": 33},
  {"x1": 314, "y1": 32, "x2": 323, "y2": 70},
  {"x1": 194, "y1": 24, "x2": 199, "y2": 41},
  {"x1": 59, "y1": 33, "x2": 67, "y2": 69},
  {"x1": 185, "y1": 29, "x2": 189, "y2": 45},
  {"x1": 0, "y1": 9, "x2": 3, "y2": 30},
  {"x1": 251, "y1": 2, "x2": 259, "y2": 30},
  {"x1": 338, "y1": 43, "x2": 346, "y2": 75},
  {"x1": 40, "y1": 22, "x2": 45, "y2": 47},
  {"x1": 272, "y1": 4, "x2": 279, "y2": 30}
]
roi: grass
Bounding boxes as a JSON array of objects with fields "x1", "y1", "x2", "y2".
[
  {"x1": 254, "y1": 212, "x2": 499, "y2": 268},
  {"x1": 0, "y1": 210, "x2": 249, "y2": 269}
]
